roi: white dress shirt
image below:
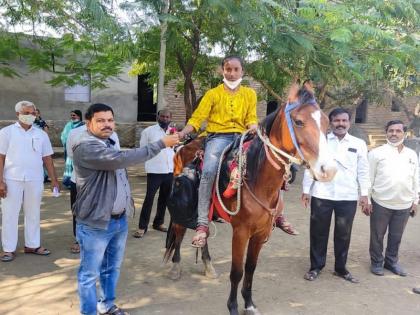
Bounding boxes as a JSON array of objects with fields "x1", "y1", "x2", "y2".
[
  {"x1": 303, "y1": 132, "x2": 370, "y2": 201},
  {"x1": 0, "y1": 122, "x2": 53, "y2": 181},
  {"x1": 140, "y1": 124, "x2": 174, "y2": 174},
  {"x1": 369, "y1": 143, "x2": 419, "y2": 210}
]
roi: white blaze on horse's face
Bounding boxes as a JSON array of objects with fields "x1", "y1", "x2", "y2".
[{"x1": 308, "y1": 110, "x2": 337, "y2": 182}]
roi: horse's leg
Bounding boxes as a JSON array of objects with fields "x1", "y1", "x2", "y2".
[
  {"x1": 227, "y1": 227, "x2": 249, "y2": 315},
  {"x1": 241, "y1": 235, "x2": 266, "y2": 315},
  {"x1": 201, "y1": 243, "x2": 218, "y2": 279},
  {"x1": 169, "y1": 224, "x2": 187, "y2": 280}
]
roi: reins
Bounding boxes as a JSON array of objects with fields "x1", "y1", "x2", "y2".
[{"x1": 214, "y1": 100, "x2": 317, "y2": 218}]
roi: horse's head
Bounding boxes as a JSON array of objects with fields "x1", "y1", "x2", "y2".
[{"x1": 275, "y1": 84, "x2": 337, "y2": 182}]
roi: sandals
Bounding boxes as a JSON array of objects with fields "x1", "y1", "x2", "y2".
[
  {"x1": 100, "y1": 305, "x2": 130, "y2": 315},
  {"x1": 304, "y1": 269, "x2": 320, "y2": 281},
  {"x1": 152, "y1": 225, "x2": 168, "y2": 232},
  {"x1": 333, "y1": 271, "x2": 359, "y2": 284},
  {"x1": 191, "y1": 225, "x2": 209, "y2": 248},
  {"x1": 275, "y1": 215, "x2": 299, "y2": 235},
  {"x1": 132, "y1": 229, "x2": 146, "y2": 238},
  {"x1": 24, "y1": 246, "x2": 51, "y2": 256},
  {"x1": 1, "y1": 252, "x2": 16, "y2": 262},
  {"x1": 70, "y1": 242, "x2": 80, "y2": 254}
]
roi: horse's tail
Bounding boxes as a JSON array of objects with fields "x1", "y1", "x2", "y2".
[
  {"x1": 163, "y1": 221, "x2": 187, "y2": 264},
  {"x1": 163, "y1": 221, "x2": 176, "y2": 263}
]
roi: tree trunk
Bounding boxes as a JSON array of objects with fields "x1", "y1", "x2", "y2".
[
  {"x1": 189, "y1": 78, "x2": 197, "y2": 111},
  {"x1": 157, "y1": 0, "x2": 170, "y2": 111},
  {"x1": 391, "y1": 96, "x2": 412, "y2": 122},
  {"x1": 183, "y1": 74, "x2": 195, "y2": 121}
]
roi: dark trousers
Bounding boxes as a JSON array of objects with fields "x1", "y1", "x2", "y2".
[
  {"x1": 138, "y1": 173, "x2": 173, "y2": 230},
  {"x1": 369, "y1": 199, "x2": 410, "y2": 266},
  {"x1": 70, "y1": 181, "x2": 77, "y2": 237},
  {"x1": 310, "y1": 197, "x2": 357, "y2": 274}
]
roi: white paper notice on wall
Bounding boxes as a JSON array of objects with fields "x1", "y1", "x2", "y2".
[{"x1": 64, "y1": 84, "x2": 90, "y2": 102}]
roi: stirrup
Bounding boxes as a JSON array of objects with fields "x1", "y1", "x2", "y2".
[{"x1": 191, "y1": 225, "x2": 209, "y2": 248}]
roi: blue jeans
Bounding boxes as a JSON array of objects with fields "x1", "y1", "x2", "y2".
[
  {"x1": 76, "y1": 216, "x2": 128, "y2": 315},
  {"x1": 197, "y1": 133, "x2": 238, "y2": 227}
]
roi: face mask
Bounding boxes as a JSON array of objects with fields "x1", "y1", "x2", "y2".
[
  {"x1": 158, "y1": 121, "x2": 170, "y2": 130},
  {"x1": 223, "y1": 76, "x2": 242, "y2": 90},
  {"x1": 19, "y1": 114, "x2": 36, "y2": 125},
  {"x1": 387, "y1": 138, "x2": 404, "y2": 147}
]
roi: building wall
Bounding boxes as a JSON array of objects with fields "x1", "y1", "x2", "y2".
[
  {"x1": 0, "y1": 62, "x2": 268, "y2": 125},
  {"x1": 0, "y1": 62, "x2": 138, "y2": 122},
  {"x1": 364, "y1": 96, "x2": 419, "y2": 126}
]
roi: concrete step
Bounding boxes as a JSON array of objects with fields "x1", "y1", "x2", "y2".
[{"x1": 369, "y1": 135, "x2": 387, "y2": 140}]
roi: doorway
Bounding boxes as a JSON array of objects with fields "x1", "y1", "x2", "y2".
[
  {"x1": 355, "y1": 98, "x2": 368, "y2": 123},
  {"x1": 137, "y1": 74, "x2": 157, "y2": 121}
]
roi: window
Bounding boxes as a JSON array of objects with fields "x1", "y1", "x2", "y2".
[{"x1": 64, "y1": 75, "x2": 91, "y2": 102}]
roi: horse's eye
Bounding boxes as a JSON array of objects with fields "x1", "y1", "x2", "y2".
[{"x1": 294, "y1": 119, "x2": 304, "y2": 127}]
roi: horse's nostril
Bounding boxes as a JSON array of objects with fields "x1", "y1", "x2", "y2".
[{"x1": 320, "y1": 165, "x2": 326, "y2": 173}]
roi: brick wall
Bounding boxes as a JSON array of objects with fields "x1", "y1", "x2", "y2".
[{"x1": 365, "y1": 96, "x2": 419, "y2": 126}]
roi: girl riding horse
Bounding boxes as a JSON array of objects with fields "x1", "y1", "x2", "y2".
[{"x1": 178, "y1": 55, "x2": 258, "y2": 247}]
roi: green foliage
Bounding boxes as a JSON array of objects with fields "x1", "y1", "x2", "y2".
[
  {"x1": 0, "y1": 0, "x2": 132, "y2": 88},
  {"x1": 0, "y1": 0, "x2": 418, "y2": 111}
]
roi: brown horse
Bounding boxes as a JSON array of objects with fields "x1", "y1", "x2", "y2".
[{"x1": 165, "y1": 85, "x2": 337, "y2": 314}]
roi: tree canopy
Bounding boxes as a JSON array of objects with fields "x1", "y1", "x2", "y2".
[{"x1": 1, "y1": 0, "x2": 419, "y2": 119}]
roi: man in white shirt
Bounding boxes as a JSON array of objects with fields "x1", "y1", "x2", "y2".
[
  {"x1": 132, "y1": 109, "x2": 175, "y2": 238},
  {"x1": 365, "y1": 120, "x2": 418, "y2": 277},
  {"x1": 0, "y1": 101, "x2": 59, "y2": 262},
  {"x1": 301, "y1": 108, "x2": 370, "y2": 283}
]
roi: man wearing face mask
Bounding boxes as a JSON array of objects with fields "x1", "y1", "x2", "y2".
[
  {"x1": 132, "y1": 109, "x2": 175, "y2": 238},
  {"x1": 0, "y1": 101, "x2": 59, "y2": 262},
  {"x1": 301, "y1": 107, "x2": 370, "y2": 283},
  {"x1": 178, "y1": 55, "x2": 258, "y2": 247},
  {"x1": 364, "y1": 120, "x2": 418, "y2": 277}
]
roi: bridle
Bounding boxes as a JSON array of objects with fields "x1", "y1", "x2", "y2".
[
  {"x1": 257, "y1": 100, "x2": 318, "y2": 178},
  {"x1": 215, "y1": 99, "x2": 319, "y2": 216}
]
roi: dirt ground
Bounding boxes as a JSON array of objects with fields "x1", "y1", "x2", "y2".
[{"x1": 1, "y1": 159, "x2": 420, "y2": 315}]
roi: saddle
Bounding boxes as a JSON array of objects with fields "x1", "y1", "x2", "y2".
[
  {"x1": 167, "y1": 157, "x2": 201, "y2": 229},
  {"x1": 167, "y1": 133, "x2": 255, "y2": 229}
]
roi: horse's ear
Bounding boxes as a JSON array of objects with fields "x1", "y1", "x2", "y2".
[
  {"x1": 287, "y1": 83, "x2": 300, "y2": 103},
  {"x1": 303, "y1": 80, "x2": 314, "y2": 94}
]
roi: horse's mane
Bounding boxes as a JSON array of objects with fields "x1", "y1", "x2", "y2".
[
  {"x1": 246, "y1": 87, "x2": 316, "y2": 187},
  {"x1": 246, "y1": 108, "x2": 280, "y2": 187}
]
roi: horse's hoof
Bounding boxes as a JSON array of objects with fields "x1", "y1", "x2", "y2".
[
  {"x1": 168, "y1": 263, "x2": 181, "y2": 280},
  {"x1": 228, "y1": 308, "x2": 239, "y2": 315},
  {"x1": 244, "y1": 306, "x2": 262, "y2": 315},
  {"x1": 204, "y1": 263, "x2": 218, "y2": 279}
]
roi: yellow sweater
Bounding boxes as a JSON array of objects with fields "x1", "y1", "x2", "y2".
[{"x1": 187, "y1": 84, "x2": 258, "y2": 134}]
